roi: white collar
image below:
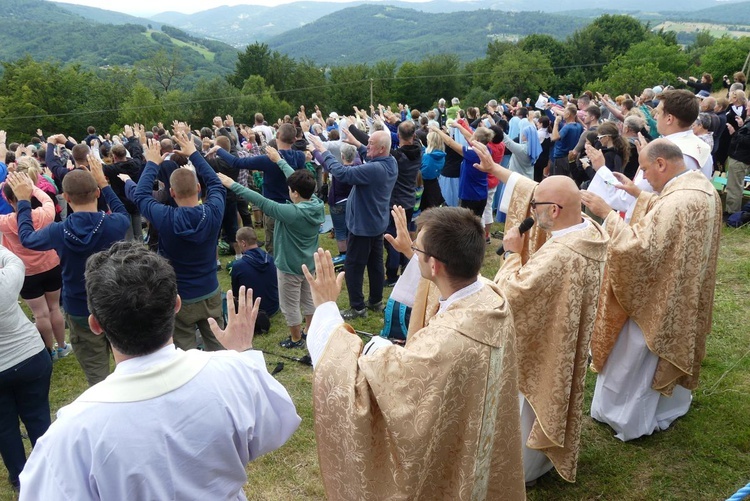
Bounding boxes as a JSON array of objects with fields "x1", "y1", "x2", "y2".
[
  {"x1": 551, "y1": 219, "x2": 590, "y2": 238},
  {"x1": 664, "y1": 130, "x2": 693, "y2": 140},
  {"x1": 114, "y1": 344, "x2": 179, "y2": 376},
  {"x1": 438, "y1": 279, "x2": 483, "y2": 314}
]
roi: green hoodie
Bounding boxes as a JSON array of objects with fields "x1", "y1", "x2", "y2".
[{"x1": 229, "y1": 159, "x2": 325, "y2": 275}]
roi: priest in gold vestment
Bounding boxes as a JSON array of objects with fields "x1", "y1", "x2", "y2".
[
  {"x1": 468, "y1": 141, "x2": 608, "y2": 484},
  {"x1": 581, "y1": 139, "x2": 721, "y2": 442},
  {"x1": 303, "y1": 207, "x2": 525, "y2": 501}
]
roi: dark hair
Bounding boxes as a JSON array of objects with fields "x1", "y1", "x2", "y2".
[
  {"x1": 417, "y1": 207, "x2": 484, "y2": 281},
  {"x1": 538, "y1": 116, "x2": 552, "y2": 133},
  {"x1": 87, "y1": 126, "x2": 96, "y2": 134},
  {"x1": 85, "y1": 241, "x2": 177, "y2": 356},
  {"x1": 327, "y1": 129, "x2": 340, "y2": 141},
  {"x1": 658, "y1": 89, "x2": 700, "y2": 128},
  {"x1": 287, "y1": 169, "x2": 316, "y2": 199},
  {"x1": 489, "y1": 125, "x2": 505, "y2": 144},
  {"x1": 585, "y1": 104, "x2": 601, "y2": 121},
  {"x1": 398, "y1": 120, "x2": 415, "y2": 140},
  {"x1": 3, "y1": 182, "x2": 15, "y2": 204}
]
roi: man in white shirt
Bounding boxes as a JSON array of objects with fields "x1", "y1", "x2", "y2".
[
  {"x1": 19, "y1": 241, "x2": 300, "y2": 500},
  {"x1": 587, "y1": 89, "x2": 712, "y2": 221}
]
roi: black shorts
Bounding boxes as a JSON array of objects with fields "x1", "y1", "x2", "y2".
[
  {"x1": 459, "y1": 198, "x2": 487, "y2": 218},
  {"x1": 20, "y1": 265, "x2": 62, "y2": 300}
]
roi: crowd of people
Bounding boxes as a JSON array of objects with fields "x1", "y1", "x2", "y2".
[{"x1": 0, "y1": 70, "x2": 745, "y2": 498}]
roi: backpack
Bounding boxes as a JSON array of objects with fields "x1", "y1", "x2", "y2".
[
  {"x1": 379, "y1": 298, "x2": 411, "y2": 343},
  {"x1": 726, "y1": 201, "x2": 750, "y2": 228}
]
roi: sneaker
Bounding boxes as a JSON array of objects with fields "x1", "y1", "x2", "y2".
[
  {"x1": 57, "y1": 343, "x2": 73, "y2": 359},
  {"x1": 301, "y1": 330, "x2": 307, "y2": 341},
  {"x1": 50, "y1": 348, "x2": 58, "y2": 362},
  {"x1": 331, "y1": 255, "x2": 346, "y2": 265},
  {"x1": 279, "y1": 337, "x2": 305, "y2": 349},
  {"x1": 384, "y1": 279, "x2": 398, "y2": 288},
  {"x1": 341, "y1": 307, "x2": 367, "y2": 320},
  {"x1": 367, "y1": 301, "x2": 384, "y2": 313}
]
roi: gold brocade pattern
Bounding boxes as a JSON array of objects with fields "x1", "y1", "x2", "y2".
[
  {"x1": 313, "y1": 281, "x2": 526, "y2": 501},
  {"x1": 591, "y1": 171, "x2": 722, "y2": 395},
  {"x1": 495, "y1": 176, "x2": 609, "y2": 483}
]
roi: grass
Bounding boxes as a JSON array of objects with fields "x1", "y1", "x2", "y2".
[
  {"x1": 141, "y1": 30, "x2": 216, "y2": 61},
  {"x1": 1, "y1": 223, "x2": 749, "y2": 501}
]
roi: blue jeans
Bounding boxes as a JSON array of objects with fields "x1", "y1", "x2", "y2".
[{"x1": 0, "y1": 349, "x2": 52, "y2": 485}]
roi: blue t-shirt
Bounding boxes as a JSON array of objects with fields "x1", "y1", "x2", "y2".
[
  {"x1": 552, "y1": 122, "x2": 584, "y2": 159},
  {"x1": 459, "y1": 147, "x2": 487, "y2": 201}
]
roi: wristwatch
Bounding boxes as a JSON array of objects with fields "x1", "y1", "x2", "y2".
[{"x1": 503, "y1": 250, "x2": 515, "y2": 260}]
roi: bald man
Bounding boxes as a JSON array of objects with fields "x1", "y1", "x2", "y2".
[
  {"x1": 313, "y1": 130, "x2": 398, "y2": 319},
  {"x1": 581, "y1": 139, "x2": 721, "y2": 441},
  {"x1": 462, "y1": 141, "x2": 608, "y2": 484}
]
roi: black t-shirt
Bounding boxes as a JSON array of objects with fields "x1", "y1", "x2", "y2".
[{"x1": 441, "y1": 147, "x2": 463, "y2": 178}]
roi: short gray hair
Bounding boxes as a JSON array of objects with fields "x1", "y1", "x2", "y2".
[
  {"x1": 623, "y1": 115, "x2": 645, "y2": 134},
  {"x1": 341, "y1": 143, "x2": 357, "y2": 164}
]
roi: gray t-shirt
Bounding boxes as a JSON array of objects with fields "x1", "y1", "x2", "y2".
[{"x1": 0, "y1": 245, "x2": 45, "y2": 372}]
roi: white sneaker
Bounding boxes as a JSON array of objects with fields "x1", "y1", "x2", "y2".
[{"x1": 57, "y1": 343, "x2": 73, "y2": 359}]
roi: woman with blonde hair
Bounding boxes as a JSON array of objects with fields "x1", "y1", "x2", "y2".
[
  {"x1": 15, "y1": 156, "x2": 61, "y2": 221},
  {"x1": 419, "y1": 131, "x2": 446, "y2": 210}
]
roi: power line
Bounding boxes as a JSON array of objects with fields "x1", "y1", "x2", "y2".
[{"x1": 0, "y1": 54, "x2": 692, "y2": 122}]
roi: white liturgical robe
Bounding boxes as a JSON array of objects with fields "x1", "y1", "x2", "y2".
[{"x1": 19, "y1": 344, "x2": 301, "y2": 500}]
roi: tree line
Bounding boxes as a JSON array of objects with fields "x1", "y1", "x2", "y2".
[{"x1": 0, "y1": 15, "x2": 748, "y2": 142}]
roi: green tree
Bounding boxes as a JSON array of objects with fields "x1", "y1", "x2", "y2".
[
  {"x1": 228, "y1": 42, "x2": 272, "y2": 89},
  {"x1": 136, "y1": 48, "x2": 187, "y2": 93},
  {"x1": 567, "y1": 15, "x2": 650, "y2": 89},
  {"x1": 490, "y1": 48, "x2": 554, "y2": 99},
  {"x1": 699, "y1": 36, "x2": 750, "y2": 90},
  {"x1": 119, "y1": 83, "x2": 162, "y2": 126},
  {"x1": 327, "y1": 63, "x2": 372, "y2": 113},
  {"x1": 0, "y1": 57, "x2": 97, "y2": 140}
]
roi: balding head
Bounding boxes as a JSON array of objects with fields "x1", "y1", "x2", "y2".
[
  {"x1": 367, "y1": 130, "x2": 391, "y2": 158},
  {"x1": 638, "y1": 138, "x2": 687, "y2": 193},
  {"x1": 160, "y1": 138, "x2": 174, "y2": 153},
  {"x1": 533, "y1": 175, "x2": 582, "y2": 231},
  {"x1": 701, "y1": 96, "x2": 716, "y2": 112}
]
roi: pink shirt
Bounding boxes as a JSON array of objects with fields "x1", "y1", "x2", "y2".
[{"x1": 0, "y1": 186, "x2": 60, "y2": 276}]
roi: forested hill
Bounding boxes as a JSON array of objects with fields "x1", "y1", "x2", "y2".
[
  {"x1": 0, "y1": 0, "x2": 237, "y2": 87},
  {"x1": 265, "y1": 5, "x2": 587, "y2": 65}
]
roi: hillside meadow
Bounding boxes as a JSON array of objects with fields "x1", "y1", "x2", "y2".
[{"x1": 1, "y1": 221, "x2": 748, "y2": 500}]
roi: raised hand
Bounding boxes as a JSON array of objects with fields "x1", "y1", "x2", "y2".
[
  {"x1": 470, "y1": 140, "x2": 496, "y2": 173},
  {"x1": 216, "y1": 172, "x2": 235, "y2": 188},
  {"x1": 208, "y1": 286, "x2": 261, "y2": 352},
  {"x1": 580, "y1": 191, "x2": 613, "y2": 219},
  {"x1": 383, "y1": 205, "x2": 413, "y2": 259},
  {"x1": 301, "y1": 248, "x2": 345, "y2": 308},
  {"x1": 88, "y1": 154, "x2": 108, "y2": 188},
  {"x1": 266, "y1": 145, "x2": 281, "y2": 163},
  {"x1": 172, "y1": 131, "x2": 196, "y2": 156},
  {"x1": 144, "y1": 138, "x2": 163, "y2": 165},
  {"x1": 6, "y1": 172, "x2": 34, "y2": 201}
]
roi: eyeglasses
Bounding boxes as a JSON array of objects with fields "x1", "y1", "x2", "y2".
[
  {"x1": 596, "y1": 134, "x2": 610, "y2": 140},
  {"x1": 411, "y1": 244, "x2": 430, "y2": 257},
  {"x1": 530, "y1": 200, "x2": 563, "y2": 210}
]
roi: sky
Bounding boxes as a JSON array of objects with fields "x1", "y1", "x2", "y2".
[{"x1": 54, "y1": 0, "x2": 434, "y2": 17}]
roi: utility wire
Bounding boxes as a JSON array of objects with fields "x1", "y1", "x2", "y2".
[{"x1": 0, "y1": 54, "x2": 690, "y2": 122}]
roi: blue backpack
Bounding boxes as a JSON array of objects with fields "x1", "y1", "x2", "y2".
[{"x1": 379, "y1": 298, "x2": 411, "y2": 343}]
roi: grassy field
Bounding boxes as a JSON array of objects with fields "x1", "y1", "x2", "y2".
[
  {"x1": 653, "y1": 21, "x2": 750, "y2": 38},
  {"x1": 1, "y1": 223, "x2": 749, "y2": 501}
]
